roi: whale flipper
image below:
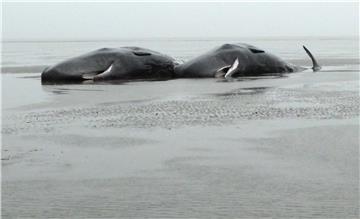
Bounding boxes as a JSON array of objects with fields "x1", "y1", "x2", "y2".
[
  {"x1": 82, "y1": 63, "x2": 114, "y2": 80},
  {"x1": 216, "y1": 64, "x2": 231, "y2": 74},
  {"x1": 303, "y1": 46, "x2": 321, "y2": 72},
  {"x1": 224, "y1": 58, "x2": 239, "y2": 79}
]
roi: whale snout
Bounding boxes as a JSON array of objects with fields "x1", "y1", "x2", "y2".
[
  {"x1": 41, "y1": 66, "x2": 83, "y2": 83},
  {"x1": 41, "y1": 67, "x2": 57, "y2": 81},
  {"x1": 41, "y1": 67, "x2": 64, "y2": 83}
]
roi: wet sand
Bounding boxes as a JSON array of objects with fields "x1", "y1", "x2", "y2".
[{"x1": 2, "y1": 69, "x2": 359, "y2": 218}]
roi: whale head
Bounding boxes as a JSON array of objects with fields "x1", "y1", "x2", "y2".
[{"x1": 41, "y1": 48, "x2": 116, "y2": 83}]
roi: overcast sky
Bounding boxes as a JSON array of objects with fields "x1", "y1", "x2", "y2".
[{"x1": 2, "y1": 2, "x2": 359, "y2": 40}]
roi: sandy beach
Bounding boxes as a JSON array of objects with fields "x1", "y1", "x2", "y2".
[
  {"x1": 2, "y1": 1, "x2": 359, "y2": 217},
  {"x1": 2, "y1": 65, "x2": 359, "y2": 217}
]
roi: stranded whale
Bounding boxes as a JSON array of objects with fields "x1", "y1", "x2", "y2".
[
  {"x1": 41, "y1": 44, "x2": 321, "y2": 83},
  {"x1": 174, "y1": 43, "x2": 321, "y2": 79},
  {"x1": 41, "y1": 47, "x2": 175, "y2": 83}
]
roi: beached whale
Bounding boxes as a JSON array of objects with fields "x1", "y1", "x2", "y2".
[
  {"x1": 174, "y1": 43, "x2": 321, "y2": 79},
  {"x1": 41, "y1": 47, "x2": 175, "y2": 83}
]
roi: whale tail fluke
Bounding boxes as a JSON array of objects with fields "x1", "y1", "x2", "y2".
[{"x1": 303, "y1": 45, "x2": 321, "y2": 72}]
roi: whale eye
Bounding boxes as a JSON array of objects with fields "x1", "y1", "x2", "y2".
[{"x1": 133, "y1": 51, "x2": 152, "y2": 56}]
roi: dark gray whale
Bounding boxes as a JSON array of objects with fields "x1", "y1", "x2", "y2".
[
  {"x1": 174, "y1": 43, "x2": 321, "y2": 79},
  {"x1": 41, "y1": 47, "x2": 175, "y2": 83}
]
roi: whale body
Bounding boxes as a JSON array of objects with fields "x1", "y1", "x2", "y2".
[
  {"x1": 41, "y1": 47, "x2": 175, "y2": 83},
  {"x1": 174, "y1": 43, "x2": 321, "y2": 79}
]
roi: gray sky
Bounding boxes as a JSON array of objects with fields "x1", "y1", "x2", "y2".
[{"x1": 2, "y1": 2, "x2": 359, "y2": 40}]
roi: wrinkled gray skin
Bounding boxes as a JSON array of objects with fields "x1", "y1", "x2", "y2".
[
  {"x1": 175, "y1": 43, "x2": 308, "y2": 78},
  {"x1": 41, "y1": 47, "x2": 175, "y2": 83}
]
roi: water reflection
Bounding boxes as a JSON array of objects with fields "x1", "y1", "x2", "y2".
[
  {"x1": 215, "y1": 86, "x2": 271, "y2": 97},
  {"x1": 41, "y1": 77, "x2": 174, "y2": 86},
  {"x1": 41, "y1": 86, "x2": 104, "y2": 95}
]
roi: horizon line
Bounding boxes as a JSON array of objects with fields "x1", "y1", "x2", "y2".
[{"x1": 2, "y1": 35, "x2": 359, "y2": 43}]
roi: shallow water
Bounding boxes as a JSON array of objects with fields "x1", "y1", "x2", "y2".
[{"x1": 1, "y1": 38, "x2": 359, "y2": 218}]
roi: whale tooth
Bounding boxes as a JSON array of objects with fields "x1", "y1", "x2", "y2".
[{"x1": 224, "y1": 58, "x2": 239, "y2": 79}]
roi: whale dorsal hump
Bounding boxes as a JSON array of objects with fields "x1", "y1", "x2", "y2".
[
  {"x1": 133, "y1": 51, "x2": 152, "y2": 56},
  {"x1": 249, "y1": 48, "x2": 265, "y2": 53}
]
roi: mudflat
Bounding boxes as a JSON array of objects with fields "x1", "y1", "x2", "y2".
[{"x1": 2, "y1": 68, "x2": 359, "y2": 218}]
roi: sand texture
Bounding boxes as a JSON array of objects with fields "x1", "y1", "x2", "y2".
[{"x1": 2, "y1": 69, "x2": 359, "y2": 218}]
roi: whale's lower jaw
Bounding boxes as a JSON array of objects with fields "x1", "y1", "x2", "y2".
[
  {"x1": 41, "y1": 73, "x2": 85, "y2": 84},
  {"x1": 41, "y1": 70, "x2": 98, "y2": 84}
]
